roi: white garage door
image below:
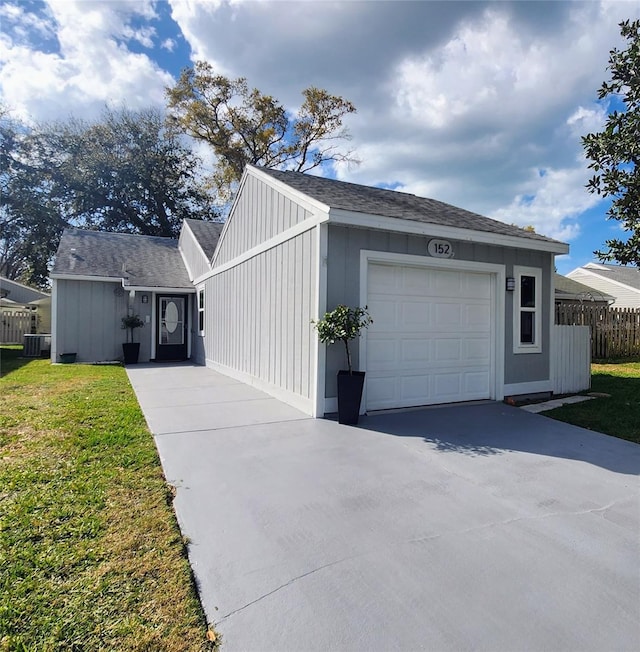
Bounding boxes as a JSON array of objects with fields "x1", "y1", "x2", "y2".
[{"x1": 366, "y1": 263, "x2": 494, "y2": 411}]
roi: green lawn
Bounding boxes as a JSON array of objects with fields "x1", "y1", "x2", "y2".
[
  {"x1": 545, "y1": 361, "x2": 640, "y2": 444},
  {"x1": 0, "y1": 347, "x2": 217, "y2": 651}
]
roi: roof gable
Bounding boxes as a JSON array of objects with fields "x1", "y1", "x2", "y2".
[
  {"x1": 583, "y1": 262, "x2": 640, "y2": 291},
  {"x1": 184, "y1": 219, "x2": 224, "y2": 260},
  {"x1": 52, "y1": 229, "x2": 192, "y2": 289}
]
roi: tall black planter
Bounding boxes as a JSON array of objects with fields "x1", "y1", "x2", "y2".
[
  {"x1": 122, "y1": 342, "x2": 140, "y2": 365},
  {"x1": 337, "y1": 370, "x2": 365, "y2": 425}
]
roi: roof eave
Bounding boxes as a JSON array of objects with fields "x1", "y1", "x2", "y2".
[{"x1": 327, "y1": 208, "x2": 569, "y2": 254}]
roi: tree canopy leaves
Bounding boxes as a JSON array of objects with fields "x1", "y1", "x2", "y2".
[
  {"x1": 583, "y1": 19, "x2": 640, "y2": 266},
  {"x1": 166, "y1": 62, "x2": 357, "y2": 199},
  {"x1": 1, "y1": 107, "x2": 216, "y2": 288}
]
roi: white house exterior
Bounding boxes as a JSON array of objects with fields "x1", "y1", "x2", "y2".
[
  {"x1": 52, "y1": 165, "x2": 569, "y2": 417},
  {"x1": 567, "y1": 263, "x2": 640, "y2": 309}
]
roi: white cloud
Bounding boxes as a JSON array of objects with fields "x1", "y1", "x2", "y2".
[
  {"x1": 0, "y1": 0, "x2": 172, "y2": 122},
  {"x1": 489, "y1": 164, "x2": 602, "y2": 241},
  {"x1": 161, "y1": 38, "x2": 177, "y2": 52}
]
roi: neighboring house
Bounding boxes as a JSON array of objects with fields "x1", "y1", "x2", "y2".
[
  {"x1": 52, "y1": 165, "x2": 569, "y2": 416},
  {"x1": 567, "y1": 263, "x2": 640, "y2": 309},
  {"x1": 554, "y1": 273, "x2": 614, "y2": 307},
  {"x1": 0, "y1": 276, "x2": 51, "y2": 333}
]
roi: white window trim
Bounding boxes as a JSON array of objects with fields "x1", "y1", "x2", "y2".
[
  {"x1": 513, "y1": 266, "x2": 542, "y2": 354},
  {"x1": 197, "y1": 285, "x2": 205, "y2": 336}
]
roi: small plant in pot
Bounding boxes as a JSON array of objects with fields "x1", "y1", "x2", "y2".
[
  {"x1": 121, "y1": 314, "x2": 144, "y2": 364},
  {"x1": 313, "y1": 305, "x2": 372, "y2": 425}
]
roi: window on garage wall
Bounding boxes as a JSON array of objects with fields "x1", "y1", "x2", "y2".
[{"x1": 513, "y1": 266, "x2": 542, "y2": 353}]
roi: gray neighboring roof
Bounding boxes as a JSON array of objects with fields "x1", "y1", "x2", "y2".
[
  {"x1": 52, "y1": 229, "x2": 193, "y2": 289},
  {"x1": 0, "y1": 276, "x2": 50, "y2": 304},
  {"x1": 554, "y1": 274, "x2": 614, "y2": 302},
  {"x1": 184, "y1": 219, "x2": 224, "y2": 259},
  {"x1": 584, "y1": 263, "x2": 640, "y2": 290},
  {"x1": 256, "y1": 166, "x2": 562, "y2": 245}
]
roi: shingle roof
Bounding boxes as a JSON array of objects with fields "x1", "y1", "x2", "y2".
[
  {"x1": 52, "y1": 229, "x2": 192, "y2": 289},
  {"x1": 256, "y1": 166, "x2": 562, "y2": 245},
  {"x1": 184, "y1": 219, "x2": 224, "y2": 259},
  {"x1": 554, "y1": 273, "x2": 614, "y2": 301},
  {"x1": 584, "y1": 263, "x2": 640, "y2": 290}
]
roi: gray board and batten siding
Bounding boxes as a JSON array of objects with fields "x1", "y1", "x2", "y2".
[
  {"x1": 325, "y1": 224, "x2": 553, "y2": 402},
  {"x1": 179, "y1": 221, "x2": 214, "y2": 282},
  {"x1": 200, "y1": 169, "x2": 320, "y2": 414},
  {"x1": 212, "y1": 172, "x2": 313, "y2": 266},
  {"x1": 53, "y1": 278, "x2": 153, "y2": 363}
]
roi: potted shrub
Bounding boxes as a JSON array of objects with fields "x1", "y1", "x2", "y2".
[
  {"x1": 313, "y1": 305, "x2": 372, "y2": 425},
  {"x1": 121, "y1": 314, "x2": 144, "y2": 364}
]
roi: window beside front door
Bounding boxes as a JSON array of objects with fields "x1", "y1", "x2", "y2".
[
  {"x1": 513, "y1": 266, "x2": 542, "y2": 353},
  {"x1": 197, "y1": 287, "x2": 205, "y2": 335}
]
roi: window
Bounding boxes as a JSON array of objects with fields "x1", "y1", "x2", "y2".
[
  {"x1": 513, "y1": 266, "x2": 542, "y2": 353},
  {"x1": 198, "y1": 287, "x2": 205, "y2": 334}
]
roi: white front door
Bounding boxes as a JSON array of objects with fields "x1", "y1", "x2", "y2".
[{"x1": 365, "y1": 262, "x2": 494, "y2": 410}]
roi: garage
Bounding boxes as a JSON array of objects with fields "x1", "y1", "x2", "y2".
[{"x1": 365, "y1": 261, "x2": 495, "y2": 411}]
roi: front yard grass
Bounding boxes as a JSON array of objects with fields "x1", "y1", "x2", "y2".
[
  {"x1": 545, "y1": 360, "x2": 640, "y2": 444},
  {"x1": 0, "y1": 346, "x2": 216, "y2": 651}
]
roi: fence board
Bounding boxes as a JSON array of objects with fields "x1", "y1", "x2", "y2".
[
  {"x1": 1, "y1": 310, "x2": 34, "y2": 344},
  {"x1": 555, "y1": 303, "x2": 640, "y2": 359},
  {"x1": 552, "y1": 325, "x2": 591, "y2": 394}
]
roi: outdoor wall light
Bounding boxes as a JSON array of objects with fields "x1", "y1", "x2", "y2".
[
  {"x1": 506, "y1": 277, "x2": 516, "y2": 292},
  {"x1": 141, "y1": 295, "x2": 149, "y2": 304}
]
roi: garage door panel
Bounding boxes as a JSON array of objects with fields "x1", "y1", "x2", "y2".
[
  {"x1": 400, "y1": 375, "x2": 431, "y2": 402},
  {"x1": 369, "y1": 264, "x2": 399, "y2": 292},
  {"x1": 434, "y1": 338, "x2": 461, "y2": 361},
  {"x1": 434, "y1": 303, "x2": 462, "y2": 328},
  {"x1": 464, "y1": 339, "x2": 490, "y2": 361},
  {"x1": 465, "y1": 304, "x2": 491, "y2": 327},
  {"x1": 366, "y1": 263, "x2": 495, "y2": 411},
  {"x1": 464, "y1": 273, "x2": 492, "y2": 297},
  {"x1": 465, "y1": 371, "x2": 491, "y2": 395},
  {"x1": 366, "y1": 338, "x2": 397, "y2": 371},
  {"x1": 367, "y1": 299, "x2": 399, "y2": 329},
  {"x1": 400, "y1": 339, "x2": 431, "y2": 364},
  {"x1": 400, "y1": 301, "x2": 432, "y2": 329}
]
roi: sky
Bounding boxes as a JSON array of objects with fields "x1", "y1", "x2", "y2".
[{"x1": 1, "y1": 0, "x2": 639, "y2": 275}]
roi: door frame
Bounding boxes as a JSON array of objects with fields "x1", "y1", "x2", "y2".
[
  {"x1": 358, "y1": 250, "x2": 506, "y2": 412},
  {"x1": 153, "y1": 293, "x2": 190, "y2": 361}
]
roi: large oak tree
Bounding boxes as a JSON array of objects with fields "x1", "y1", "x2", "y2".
[
  {"x1": 166, "y1": 62, "x2": 357, "y2": 200},
  {"x1": 1, "y1": 107, "x2": 216, "y2": 288}
]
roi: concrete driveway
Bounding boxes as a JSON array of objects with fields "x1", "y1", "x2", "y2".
[{"x1": 127, "y1": 364, "x2": 640, "y2": 652}]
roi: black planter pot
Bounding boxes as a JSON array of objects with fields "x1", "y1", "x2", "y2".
[
  {"x1": 337, "y1": 370, "x2": 366, "y2": 425},
  {"x1": 122, "y1": 342, "x2": 140, "y2": 365}
]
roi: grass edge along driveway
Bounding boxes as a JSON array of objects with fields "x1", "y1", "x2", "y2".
[
  {"x1": 0, "y1": 347, "x2": 218, "y2": 651},
  {"x1": 545, "y1": 360, "x2": 640, "y2": 444}
]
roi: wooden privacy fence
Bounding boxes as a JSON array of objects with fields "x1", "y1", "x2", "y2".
[
  {"x1": 555, "y1": 303, "x2": 640, "y2": 359},
  {"x1": 552, "y1": 325, "x2": 591, "y2": 394},
  {"x1": 1, "y1": 309, "x2": 34, "y2": 344}
]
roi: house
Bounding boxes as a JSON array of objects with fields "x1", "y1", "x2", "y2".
[
  {"x1": 51, "y1": 165, "x2": 569, "y2": 416},
  {"x1": 51, "y1": 221, "x2": 223, "y2": 364},
  {"x1": 567, "y1": 263, "x2": 640, "y2": 309},
  {"x1": 1, "y1": 276, "x2": 51, "y2": 340},
  {"x1": 554, "y1": 273, "x2": 614, "y2": 307}
]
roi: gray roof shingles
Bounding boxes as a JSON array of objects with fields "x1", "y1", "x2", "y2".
[
  {"x1": 554, "y1": 273, "x2": 613, "y2": 301},
  {"x1": 585, "y1": 263, "x2": 640, "y2": 291},
  {"x1": 52, "y1": 229, "x2": 193, "y2": 289},
  {"x1": 184, "y1": 219, "x2": 224, "y2": 259},
  {"x1": 257, "y1": 166, "x2": 562, "y2": 245}
]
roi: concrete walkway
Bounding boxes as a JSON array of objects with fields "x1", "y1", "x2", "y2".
[{"x1": 127, "y1": 363, "x2": 640, "y2": 652}]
